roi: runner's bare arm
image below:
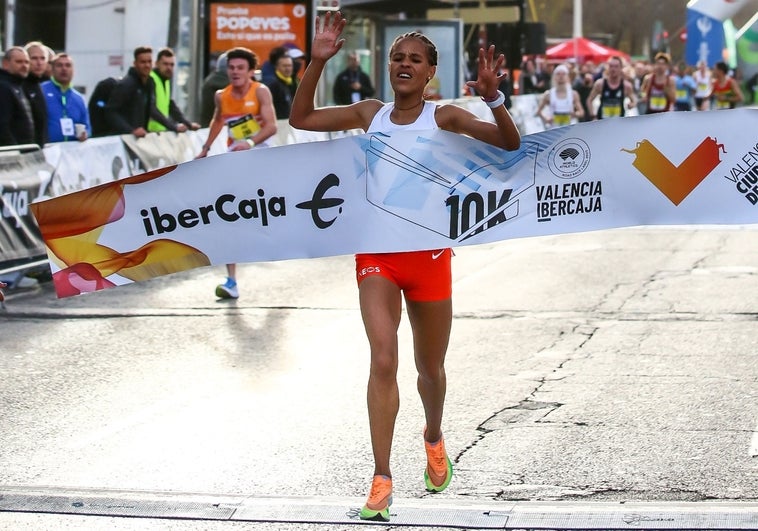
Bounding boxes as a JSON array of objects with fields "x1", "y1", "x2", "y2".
[
  {"x1": 290, "y1": 11, "x2": 381, "y2": 132},
  {"x1": 439, "y1": 45, "x2": 520, "y2": 150},
  {"x1": 625, "y1": 80, "x2": 638, "y2": 109},
  {"x1": 535, "y1": 90, "x2": 550, "y2": 121},
  {"x1": 572, "y1": 90, "x2": 584, "y2": 119},
  {"x1": 251, "y1": 84, "x2": 278, "y2": 145},
  {"x1": 731, "y1": 78, "x2": 744, "y2": 104},
  {"x1": 665, "y1": 76, "x2": 677, "y2": 107},
  {"x1": 196, "y1": 91, "x2": 225, "y2": 158},
  {"x1": 586, "y1": 79, "x2": 602, "y2": 119}
]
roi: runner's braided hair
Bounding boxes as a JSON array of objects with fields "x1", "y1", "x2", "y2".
[{"x1": 389, "y1": 32, "x2": 438, "y2": 66}]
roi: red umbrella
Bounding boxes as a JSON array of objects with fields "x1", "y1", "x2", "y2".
[{"x1": 545, "y1": 36, "x2": 630, "y2": 63}]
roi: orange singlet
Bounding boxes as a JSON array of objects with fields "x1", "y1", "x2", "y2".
[
  {"x1": 218, "y1": 81, "x2": 264, "y2": 146},
  {"x1": 356, "y1": 101, "x2": 452, "y2": 302}
]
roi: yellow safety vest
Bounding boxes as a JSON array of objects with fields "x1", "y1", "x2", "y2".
[{"x1": 147, "y1": 70, "x2": 170, "y2": 132}]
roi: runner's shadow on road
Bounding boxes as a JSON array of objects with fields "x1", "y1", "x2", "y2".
[{"x1": 220, "y1": 306, "x2": 291, "y2": 376}]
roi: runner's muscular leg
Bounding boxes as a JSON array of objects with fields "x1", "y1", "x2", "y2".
[
  {"x1": 406, "y1": 297, "x2": 452, "y2": 443},
  {"x1": 359, "y1": 275, "x2": 403, "y2": 477}
]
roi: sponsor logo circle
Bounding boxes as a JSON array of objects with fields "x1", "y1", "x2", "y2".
[{"x1": 548, "y1": 138, "x2": 591, "y2": 179}]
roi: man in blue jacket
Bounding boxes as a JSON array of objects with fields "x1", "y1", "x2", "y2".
[{"x1": 42, "y1": 53, "x2": 91, "y2": 142}]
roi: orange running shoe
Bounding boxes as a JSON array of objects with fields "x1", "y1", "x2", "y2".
[
  {"x1": 359, "y1": 474, "x2": 392, "y2": 522},
  {"x1": 424, "y1": 430, "x2": 453, "y2": 492}
]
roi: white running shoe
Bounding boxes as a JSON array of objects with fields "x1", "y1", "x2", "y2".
[{"x1": 215, "y1": 277, "x2": 238, "y2": 299}]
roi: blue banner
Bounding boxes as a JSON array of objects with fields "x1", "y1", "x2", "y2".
[{"x1": 686, "y1": 9, "x2": 725, "y2": 67}]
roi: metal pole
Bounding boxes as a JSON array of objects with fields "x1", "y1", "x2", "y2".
[
  {"x1": 573, "y1": 0, "x2": 582, "y2": 63},
  {"x1": 5, "y1": 1, "x2": 15, "y2": 50},
  {"x1": 188, "y1": 0, "x2": 203, "y2": 121},
  {"x1": 573, "y1": 0, "x2": 582, "y2": 38}
]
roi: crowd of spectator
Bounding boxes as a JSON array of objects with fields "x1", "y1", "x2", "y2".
[
  {"x1": 514, "y1": 52, "x2": 752, "y2": 127},
  {"x1": 0, "y1": 42, "x2": 201, "y2": 149},
  {"x1": 4, "y1": 38, "x2": 754, "y2": 152},
  {"x1": 0, "y1": 40, "x2": 366, "y2": 152},
  {"x1": 465, "y1": 48, "x2": 755, "y2": 126}
]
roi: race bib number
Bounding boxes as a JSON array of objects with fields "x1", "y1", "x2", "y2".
[
  {"x1": 227, "y1": 114, "x2": 260, "y2": 141},
  {"x1": 553, "y1": 113, "x2": 571, "y2": 126},
  {"x1": 675, "y1": 89, "x2": 687, "y2": 100},
  {"x1": 603, "y1": 104, "x2": 621, "y2": 118},
  {"x1": 649, "y1": 95, "x2": 667, "y2": 110}
]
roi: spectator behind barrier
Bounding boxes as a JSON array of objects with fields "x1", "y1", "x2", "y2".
[
  {"x1": 147, "y1": 47, "x2": 200, "y2": 133},
  {"x1": 105, "y1": 46, "x2": 153, "y2": 137},
  {"x1": 42, "y1": 53, "x2": 91, "y2": 142},
  {"x1": 200, "y1": 53, "x2": 229, "y2": 126},
  {"x1": 23, "y1": 41, "x2": 50, "y2": 146},
  {"x1": 333, "y1": 50, "x2": 375, "y2": 105},
  {"x1": 265, "y1": 49, "x2": 298, "y2": 119},
  {"x1": 0, "y1": 47, "x2": 35, "y2": 146},
  {"x1": 88, "y1": 76, "x2": 119, "y2": 137},
  {"x1": 260, "y1": 44, "x2": 304, "y2": 87}
]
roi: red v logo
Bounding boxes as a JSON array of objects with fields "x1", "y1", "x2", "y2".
[{"x1": 622, "y1": 137, "x2": 725, "y2": 205}]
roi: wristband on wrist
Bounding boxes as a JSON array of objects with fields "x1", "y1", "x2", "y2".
[
  {"x1": 482, "y1": 90, "x2": 505, "y2": 108},
  {"x1": 246, "y1": 138, "x2": 256, "y2": 148},
  {"x1": 202, "y1": 144, "x2": 210, "y2": 151}
]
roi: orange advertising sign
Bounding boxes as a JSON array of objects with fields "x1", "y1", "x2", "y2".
[{"x1": 209, "y1": 2, "x2": 308, "y2": 62}]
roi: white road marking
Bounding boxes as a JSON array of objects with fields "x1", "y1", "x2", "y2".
[{"x1": 750, "y1": 419, "x2": 758, "y2": 457}]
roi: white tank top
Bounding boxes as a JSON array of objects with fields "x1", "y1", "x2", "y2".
[
  {"x1": 549, "y1": 87, "x2": 573, "y2": 114},
  {"x1": 367, "y1": 101, "x2": 439, "y2": 133},
  {"x1": 693, "y1": 69, "x2": 711, "y2": 98}
]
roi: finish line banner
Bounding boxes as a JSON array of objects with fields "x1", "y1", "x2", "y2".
[{"x1": 31, "y1": 109, "x2": 758, "y2": 298}]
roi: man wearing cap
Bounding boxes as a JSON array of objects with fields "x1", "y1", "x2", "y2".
[
  {"x1": 261, "y1": 44, "x2": 304, "y2": 86},
  {"x1": 282, "y1": 42, "x2": 305, "y2": 77}
]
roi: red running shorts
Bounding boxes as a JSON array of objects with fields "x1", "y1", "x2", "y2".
[{"x1": 355, "y1": 249, "x2": 452, "y2": 302}]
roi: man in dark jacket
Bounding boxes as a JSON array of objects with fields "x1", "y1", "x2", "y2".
[
  {"x1": 23, "y1": 41, "x2": 50, "y2": 146},
  {"x1": 88, "y1": 76, "x2": 119, "y2": 137},
  {"x1": 200, "y1": 52, "x2": 228, "y2": 126},
  {"x1": 333, "y1": 51, "x2": 374, "y2": 105},
  {"x1": 265, "y1": 49, "x2": 298, "y2": 119},
  {"x1": 105, "y1": 46, "x2": 153, "y2": 137},
  {"x1": 0, "y1": 47, "x2": 35, "y2": 146}
]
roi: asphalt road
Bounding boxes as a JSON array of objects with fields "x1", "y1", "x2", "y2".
[{"x1": 1, "y1": 226, "x2": 757, "y2": 530}]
